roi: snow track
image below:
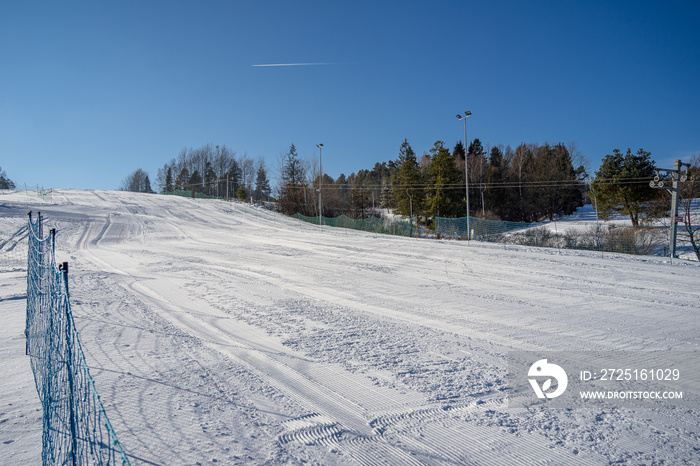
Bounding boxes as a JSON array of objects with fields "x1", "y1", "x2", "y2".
[{"x1": 2, "y1": 189, "x2": 700, "y2": 465}]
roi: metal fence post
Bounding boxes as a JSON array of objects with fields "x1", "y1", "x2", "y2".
[{"x1": 60, "y1": 261, "x2": 78, "y2": 465}]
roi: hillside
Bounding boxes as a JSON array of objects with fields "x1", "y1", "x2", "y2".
[{"x1": 1, "y1": 189, "x2": 699, "y2": 465}]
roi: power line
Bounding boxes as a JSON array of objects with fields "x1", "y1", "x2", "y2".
[
  {"x1": 276, "y1": 178, "x2": 654, "y2": 192},
  {"x1": 165, "y1": 170, "x2": 660, "y2": 194}
]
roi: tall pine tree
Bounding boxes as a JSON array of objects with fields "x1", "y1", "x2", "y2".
[
  {"x1": 165, "y1": 166, "x2": 173, "y2": 193},
  {"x1": 254, "y1": 163, "x2": 271, "y2": 201},
  {"x1": 279, "y1": 144, "x2": 308, "y2": 215},
  {"x1": 392, "y1": 139, "x2": 423, "y2": 218},
  {"x1": 425, "y1": 141, "x2": 464, "y2": 221}
]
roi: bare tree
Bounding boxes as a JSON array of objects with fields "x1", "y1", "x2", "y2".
[
  {"x1": 239, "y1": 154, "x2": 256, "y2": 195},
  {"x1": 214, "y1": 145, "x2": 236, "y2": 197},
  {"x1": 120, "y1": 168, "x2": 151, "y2": 193},
  {"x1": 567, "y1": 141, "x2": 591, "y2": 177},
  {"x1": 176, "y1": 148, "x2": 190, "y2": 180}
]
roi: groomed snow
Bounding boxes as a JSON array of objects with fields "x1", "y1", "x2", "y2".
[{"x1": 1, "y1": 189, "x2": 699, "y2": 465}]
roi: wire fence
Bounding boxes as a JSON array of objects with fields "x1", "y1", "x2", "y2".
[
  {"x1": 163, "y1": 189, "x2": 224, "y2": 200},
  {"x1": 436, "y1": 215, "x2": 700, "y2": 259},
  {"x1": 0, "y1": 185, "x2": 53, "y2": 202},
  {"x1": 291, "y1": 213, "x2": 417, "y2": 237},
  {"x1": 25, "y1": 212, "x2": 130, "y2": 465}
]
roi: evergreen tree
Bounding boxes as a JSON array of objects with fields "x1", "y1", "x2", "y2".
[
  {"x1": 467, "y1": 138, "x2": 487, "y2": 216},
  {"x1": 468, "y1": 138, "x2": 484, "y2": 158},
  {"x1": 278, "y1": 144, "x2": 308, "y2": 215},
  {"x1": 175, "y1": 167, "x2": 190, "y2": 191},
  {"x1": 0, "y1": 167, "x2": 16, "y2": 189},
  {"x1": 369, "y1": 162, "x2": 389, "y2": 209},
  {"x1": 188, "y1": 170, "x2": 203, "y2": 194},
  {"x1": 204, "y1": 161, "x2": 216, "y2": 195},
  {"x1": 254, "y1": 163, "x2": 271, "y2": 201},
  {"x1": 591, "y1": 148, "x2": 660, "y2": 225},
  {"x1": 144, "y1": 175, "x2": 153, "y2": 194},
  {"x1": 156, "y1": 162, "x2": 175, "y2": 193},
  {"x1": 485, "y1": 146, "x2": 506, "y2": 218},
  {"x1": 453, "y1": 141, "x2": 466, "y2": 163},
  {"x1": 227, "y1": 160, "x2": 242, "y2": 198},
  {"x1": 530, "y1": 144, "x2": 583, "y2": 220},
  {"x1": 383, "y1": 160, "x2": 398, "y2": 209},
  {"x1": 335, "y1": 174, "x2": 350, "y2": 212},
  {"x1": 392, "y1": 139, "x2": 423, "y2": 218},
  {"x1": 507, "y1": 144, "x2": 536, "y2": 221},
  {"x1": 165, "y1": 167, "x2": 173, "y2": 193},
  {"x1": 425, "y1": 141, "x2": 464, "y2": 220},
  {"x1": 349, "y1": 170, "x2": 372, "y2": 219}
]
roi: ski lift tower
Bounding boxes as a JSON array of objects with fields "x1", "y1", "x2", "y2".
[{"x1": 650, "y1": 159, "x2": 690, "y2": 258}]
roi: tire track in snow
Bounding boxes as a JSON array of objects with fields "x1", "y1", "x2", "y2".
[
  {"x1": 119, "y1": 276, "x2": 460, "y2": 464},
  {"x1": 0, "y1": 224, "x2": 27, "y2": 252},
  {"x1": 75, "y1": 217, "x2": 513, "y2": 463}
]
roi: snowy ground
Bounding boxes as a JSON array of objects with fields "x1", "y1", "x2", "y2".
[{"x1": 1, "y1": 189, "x2": 699, "y2": 465}]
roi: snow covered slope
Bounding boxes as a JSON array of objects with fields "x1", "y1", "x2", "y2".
[{"x1": 1, "y1": 189, "x2": 699, "y2": 465}]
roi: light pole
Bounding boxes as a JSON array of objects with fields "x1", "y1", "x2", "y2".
[
  {"x1": 316, "y1": 143, "x2": 324, "y2": 227},
  {"x1": 216, "y1": 145, "x2": 222, "y2": 199},
  {"x1": 456, "y1": 111, "x2": 472, "y2": 239}
]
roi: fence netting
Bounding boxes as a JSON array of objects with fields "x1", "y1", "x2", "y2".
[
  {"x1": 164, "y1": 189, "x2": 223, "y2": 200},
  {"x1": 292, "y1": 213, "x2": 416, "y2": 237},
  {"x1": 435, "y1": 216, "x2": 700, "y2": 258},
  {"x1": 25, "y1": 213, "x2": 130, "y2": 465}
]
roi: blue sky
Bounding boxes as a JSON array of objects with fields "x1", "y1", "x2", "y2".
[{"x1": 2, "y1": 1, "x2": 699, "y2": 190}]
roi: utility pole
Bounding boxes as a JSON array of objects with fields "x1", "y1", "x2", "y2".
[
  {"x1": 650, "y1": 159, "x2": 689, "y2": 258},
  {"x1": 316, "y1": 143, "x2": 324, "y2": 228},
  {"x1": 406, "y1": 189, "x2": 413, "y2": 237}
]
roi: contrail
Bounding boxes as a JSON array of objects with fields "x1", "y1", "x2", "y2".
[{"x1": 252, "y1": 62, "x2": 339, "y2": 67}]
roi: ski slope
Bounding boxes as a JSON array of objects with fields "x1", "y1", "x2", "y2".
[{"x1": 1, "y1": 189, "x2": 699, "y2": 465}]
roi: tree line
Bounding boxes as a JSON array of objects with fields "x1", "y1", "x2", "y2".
[
  {"x1": 120, "y1": 139, "x2": 698, "y2": 247},
  {"x1": 277, "y1": 139, "x2": 589, "y2": 225},
  {"x1": 121, "y1": 144, "x2": 271, "y2": 202},
  {"x1": 121, "y1": 138, "x2": 588, "y2": 224}
]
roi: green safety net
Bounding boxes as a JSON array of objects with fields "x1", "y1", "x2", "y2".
[
  {"x1": 164, "y1": 189, "x2": 223, "y2": 200},
  {"x1": 292, "y1": 213, "x2": 416, "y2": 237},
  {"x1": 435, "y1": 216, "x2": 542, "y2": 241}
]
